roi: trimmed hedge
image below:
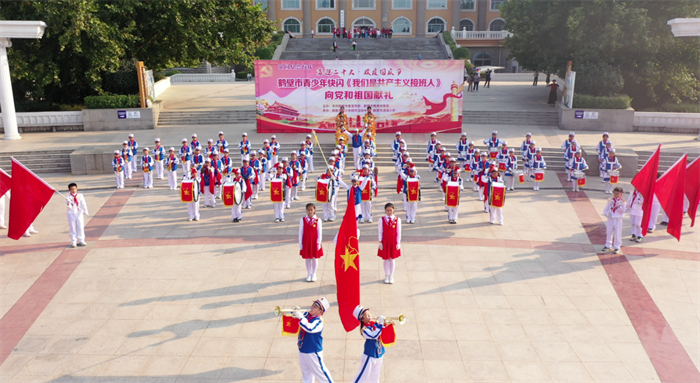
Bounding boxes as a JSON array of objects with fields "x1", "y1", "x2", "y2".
[
  {"x1": 453, "y1": 47, "x2": 471, "y2": 60},
  {"x1": 660, "y1": 102, "x2": 699, "y2": 113},
  {"x1": 442, "y1": 31, "x2": 458, "y2": 51},
  {"x1": 84, "y1": 94, "x2": 140, "y2": 109},
  {"x1": 572, "y1": 94, "x2": 632, "y2": 110}
]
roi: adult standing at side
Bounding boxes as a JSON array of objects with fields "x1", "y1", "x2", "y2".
[
  {"x1": 547, "y1": 80, "x2": 559, "y2": 107},
  {"x1": 533, "y1": 71, "x2": 539, "y2": 86}
]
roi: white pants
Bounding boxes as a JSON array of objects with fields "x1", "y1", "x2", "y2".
[
  {"x1": 231, "y1": 205, "x2": 243, "y2": 220},
  {"x1": 271, "y1": 155, "x2": 278, "y2": 166},
  {"x1": 143, "y1": 172, "x2": 153, "y2": 188},
  {"x1": 168, "y1": 171, "x2": 178, "y2": 189},
  {"x1": 490, "y1": 207, "x2": 503, "y2": 224},
  {"x1": 204, "y1": 189, "x2": 216, "y2": 206},
  {"x1": 352, "y1": 354, "x2": 383, "y2": 383},
  {"x1": 361, "y1": 201, "x2": 372, "y2": 222},
  {"x1": 273, "y1": 202, "x2": 285, "y2": 219},
  {"x1": 124, "y1": 162, "x2": 133, "y2": 179},
  {"x1": 155, "y1": 161, "x2": 164, "y2": 179},
  {"x1": 309, "y1": 154, "x2": 315, "y2": 172},
  {"x1": 299, "y1": 351, "x2": 334, "y2": 383},
  {"x1": 340, "y1": 157, "x2": 346, "y2": 172},
  {"x1": 67, "y1": 213, "x2": 85, "y2": 244},
  {"x1": 187, "y1": 201, "x2": 200, "y2": 220},
  {"x1": 353, "y1": 147, "x2": 362, "y2": 169},
  {"x1": 323, "y1": 198, "x2": 337, "y2": 220},
  {"x1": 447, "y1": 206, "x2": 459, "y2": 221},
  {"x1": 505, "y1": 175, "x2": 515, "y2": 190},
  {"x1": 131, "y1": 157, "x2": 137, "y2": 172},
  {"x1": 630, "y1": 214, "x2": 643, "y2": 237},
  {"x1": 0, "y1": 194, "x2": 5, "y2": 227},
  {"x1": 242, "y1": 197, "x2": 252, "y2": 208},
  {"x1": 301, "y1": 175, "x2": 307, "y2": 190},
  {"x1": 605, "y1": 180, "x2": 614, "y2": 193},
  {"x1": 472, "y1": 174, "x2": 479, "y2": 191},
  {"x1": 253, "y1": 184, "x2": 259, "y2": 198},
  {"x1": 606, "y1": 217, "x2": 623, "y2": 249},
  {"x1": 571, "y1": 180, "x2": 580, "y2": 192},
  {"x1": 533, "y1": 181, "x2": 541, "y2": 190},
  {"x1": 115, "y1": 172, "x2": 124, "y2": 188},
  {"x1": 182, "y1": 160, "x2": 190, "y2": 171},
  {"x1": 259, "y1": 174, "x2": 267, "y2": 190},
  {"x1": 331, "y1": 193, "x2": 338, "y2": 211},
  {"x1": 649, "y1": 202, "x2": 661, "y2": 230},
  {"x1": 286, "y1": 186, "x2": 293, "y2": 207},
  {"x1": 405, "y1": 201, "x2": 417, "y2": 221}
]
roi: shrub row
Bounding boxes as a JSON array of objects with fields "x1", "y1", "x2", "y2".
[
  {"x1": 84, "y1": 94, "x2": 140, "y2": 109},
  {"x1": 572, "y1": 94, "x2": 632, "y2": 110}
]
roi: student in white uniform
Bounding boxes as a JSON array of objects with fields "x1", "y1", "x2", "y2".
[
  {"x1": 602, "y1": 187, "x2": 625, "y2": 254},
  {"x1": 291, "y1": 298, "x2": 335, "y2": 383},
  {"x1": 65, "y1": 183, "x2": 89, "y2": 248},
  {"x1": 165, "y1": 147, "x2": 179, "y2": 190},
  {"x1": 625, "y1": 189, "x2": 644, "y2": 243},
  {"x1": 141, "y1": 148, "x2": 154, "y2": 189},
  {"x1": 351, "y1": 305, "x2": 387, "y2": 383}
]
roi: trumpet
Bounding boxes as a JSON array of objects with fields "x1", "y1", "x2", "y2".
[
  {"x1": 274, "y1": 305, "x2": 300, "y2": 317},
  {"x1": 375, "y1": 314, "x2": 407, "y2": 325}
]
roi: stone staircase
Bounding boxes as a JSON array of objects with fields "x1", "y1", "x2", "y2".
[
  {"x1": 463, "y1": 110, "x2": 560, "y2": 127},
  {"x1": 280, "y1": 37, "x2": 448, "y2": 60},
  {"x1": 157, "y1": 111, "x2": 257, "y2": 126},
  {"x1": 636, "y1": 150, "x2": 692, "y2": 173},
  {"x1": 0, "y1": 150, "x2": 73, "y2": 175}
]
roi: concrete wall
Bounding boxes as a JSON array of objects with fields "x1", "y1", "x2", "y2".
[
  {"x1": 70, "y1": 146, "x2": 118, "y2": 175},
  {"x1": 558, "y1": 105, "x2": 635, "y2": 132},
  {"x1": 581, "y1": 145, "x2": 637, "y2": 178},
  {"x1": 82, "y1": 101, "x2": 164, "y2": 131}
]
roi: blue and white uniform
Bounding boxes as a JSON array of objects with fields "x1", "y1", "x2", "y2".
[
  {"x1": 141, "y1": 152, "x2": 154, "y2": 188},
  {"x1": 112, "y1": 152, "x2": 125, "y2": 188},
  {"x1": 179, "y1": 143, "x2": 192, "y2": 171},
  {"x1": 296, "y1": 298, "x2": 334, "y2": 383},
  {"x1": 165, "y1": 150, "x2": 179, "y2": 190},
  {"x1": 239, "y1": 137, "x2": 252, "y2": 163},
  {"x1": 531, "y1": 153, "x2": 547, "y2": 191},
  {"x1": 568, "y1": 155, "x2": 588, "y2": 192},
  {"x1": 352, "y1": 305, "x2": 385, "y2": 383},
  {"x1": 304, "y1": 137, "x2": 315, "y2": 172},
  {"x1": 602, "y1": 154, "x2": 621, "y2": 193},
  {"x1": 127, "y1": 138, "x2": 139, "y2": 172},
  {"x1": 504, "y1": 153, "x2": 517, "y2": 190},
  {"x1": 153, "y1": 143, "x2": 165, "y2": 179}
]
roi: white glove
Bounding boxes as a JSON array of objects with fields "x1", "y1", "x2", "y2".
[
  {"x1": 377, "y1": 316, "x2": 385, "y2": 325},
  {"x1": 292, "y1": 310, "x2": 304, "y2": 319},
  {"x1": 396, "y1": 244, "x2": 401, "y2": 250},
  {"x1": 317, "y1": 243, "x2": 322, "y2": 250},
  {"x1": 378, "y1": 243, "x2": 383, "y2": 250}
]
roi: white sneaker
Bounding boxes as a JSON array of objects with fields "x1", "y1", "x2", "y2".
[
  {"x1": 29, "y1": 229, "x2": 39, "y2": 234},
  {"x1": 77, "y1": 242, "x2": 87, "y2": 247},
  {"x1": 389, "y1": 275, "x2": 394, "y2": 284},
  {"x1": 188, "y1": 218, "x2": 193, "y2": 221},
  {"x1": 69, "y1": 243, "x2": 77, "y2": 248},
  {"x1": 0, "y1": 225, "x2": 6, "y2": 229},
  {"x1": 368, "y1": 219, "x2": 373, "y2": 223},
  {"x1": 194, "y1": 218, "x2": 199, "y2": 221},
  {"x1": 311, "y1": 274, "x2": 317, "y2": 282},
  {"x1": 23, "y1": 233, "x2": 31, "y2": 237},
  {"x1": 384, "y1": 276, "x2": 389, "y2": 284},
  {"x1": 306, "y1": 275, "x2": 311, "y2": 282},
  {"x1": 500, "y1": 222, "x2": 504, "y2": 226}
]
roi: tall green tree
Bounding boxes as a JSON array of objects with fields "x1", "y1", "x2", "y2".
[{"x1": 1, "y1": 0, "x2": 277, "y2": 104}]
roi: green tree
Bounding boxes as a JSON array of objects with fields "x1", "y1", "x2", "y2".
[{"x1": 1, "y1": 0, "x2": 277, "y2": 104}]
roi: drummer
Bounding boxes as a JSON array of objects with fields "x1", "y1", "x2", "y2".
[
  {"x1": 602, "y1": 149, "x2": 622, "y2": 194},
  {"x1": 182, "y1": 165, "x2": 200, "y2": 221},
  {"x1": 531, "y1": 148, "x2": 547, "y2": 191},
  {"x1": 568, "y1": 150, "x2": 589, "y2": 192},
  {"x1": 483, "y1": 130, "x2": 504, "y2": 160},
  {"x1": 485, "y1": 169, "x2": 505, "y2": 225},
  {"x1": 230, "y1": 169, "x2": 246, "y2": 222}
]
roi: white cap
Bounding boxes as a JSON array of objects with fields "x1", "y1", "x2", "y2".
[
  {"x1": 353, "y1": 305, "x2": 367, "y2": 322},
  {"x1": 300, "y1": 141, "x2": 306, "y2": 145},
  {"x1": 364, "y1": 150, "x2": 371, "y2": 155},
  {"x1": 492, "y1": 130, "x2": 498, "y2": 134},
  {"x1": 242, "y1": 132, "x2": 248, "y2": 136},
  {"x1": 282, "y1": 157, "x2": 289, "y2": 162},
  {"x1": 328, "y1": 157, "x2": 335, "y2": 163},
  {"x1": 409, "y1": 166, "x2": 417, "y2": 172},
  {"x1": 455, "y1": 168, "x2": 461, "y2": 172},
  {"x1": 536, "y1": 147, "x2": 542, "y2": 152},
  {"x1": 122, "y1": 140, "x2": 128, "y2": 144},
  {"x1": 128, "y1": 134, "x2": 134, "y2": 138},
  {"x1": 218, "y1": 131, "x2": 224, "y2": 135},
  {"x1": 526, "y1": 132, "x2": 532, "y2": 136},
  {"x1": 406, "y1": 158, "x2": 413, "y2": 163},
  {"x1": 351, "y1": 175, "x2": 359, "y2": 181},
  {"x1": 609, "y1": 148, "x2": 616, "y2": 153},
  {"x1": 155, "y1": 138, "x2": 160, "y2": 142},
  {"x1": 404, "y1": 151, "x2": 410, "y2": 156},
  {"x1": 469, "y1": 141, "x2": 475, "y2": 145},
  {"x1": 224, "y1": 149, "x2": 229, "y2": 153},
  {"x1": 291, "y1": 150, "x2": 297, "y2": 154},
  {"x1": 168, "y1": 147, "x2": 175, "y2": 151},
  {"x1": 475, "y1": 148, "x2": 480, "y2": 152},
  {"x1": 306, "y1": 134, "x2": 312, "y2": 138},
  {"x1": 502, "y1": 141, "x2": 507, "y2": 145},
  {"x1": 205, "y1": 158, "x2": 211, "y2": 162},
  {"x1": 569, "y1": 132, "x2": 575, "y2": 136},
  {"x1": 192, "y1": 133, "x2": 197, "y2": 137},
  {"x1": 315, "y1": 297, "x2": 330, "y2": 313},
  {"x1": 461, "y1": 132, "x2": 467, "y2": 136},
  {"x1": 258, "y1": 149, "x2": 264, "y2": 153},
  {"x1": 606, "y1": 141, "x2": 613, "y2": 145},
  {"x1": 194, "y1": 146, "x2": 201, "y2": 150},
  {"x1": 271, "y1": 135, "x2": 276, "y2": 138},
  {"x1": 336, "y1": 145, "x2": 341, "y2": 148},
  {"x1": 143, "y1": 147, "x2": 149, "y2": 151},
  {"x1": 508, "y1": 148, "x2": 515, "y2": 152},
  {"x1": 445, "y1": 152, "x2": 451, "y2": 156},
  {"x1": 208, "y1": 139, "x2": 213, "y2": 143},
  {"x1": 530, "y1": 140, "x2": 536, "y2": 144},
  {"x1": 363, "y1": 165, "x2": 370, "y2": 169},
  {"x1": 450, "y1": 158, "x2": 457, "y2": 162},
  {"x1": 113, "y1": 150, "x2": 120, "y2": 154},
  {"x1": 396, "y1": 131, "x2": 402, "y2": 135},
  {"x1": 264, "y1": 139, "x2": 269, "y2": 143},
  {"x1": 339, "y1": 137, "x2": 345, "y2": 141},
  {"x1": 432, "y1": 132, "x2": 437, "y2": 135},
  {"x1": 182, "y1": 138, "x2": 187, "y2": 142},
  {"x1": 480, "y1": 152, "x2": 487, "y2": 156},
  {"x1": 603, "y1": 132, "x2": 609, "y2": 136}
]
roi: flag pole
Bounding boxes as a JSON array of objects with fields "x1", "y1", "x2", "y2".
[{"x1": 312, "y1": 130, "x2": 336, "y2": 177}]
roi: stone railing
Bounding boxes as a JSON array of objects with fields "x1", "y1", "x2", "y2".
[
  {"x1": 154, "y1": 77, "x2": 171, "y2": 97},
  {"x1": 634, "y1": 112, "x2": 700, "y2": 135},
  {"x1": 451, "y1": 29, "x2": 512, "y2": 40},
  {"x1": 169, "y1": 73, "x2": 236, "y2": 83},
  {"x1": 0, "y1": 111, "x2": 83, "y2": 128},
  {"x1": 272, "y1": 32, "x2": 290, "y2": 60},
  {"x1": 437, "y1": 32, "x2": 454, "y2": 59}
]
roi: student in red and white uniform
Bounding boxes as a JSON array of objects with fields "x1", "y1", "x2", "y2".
[
  {"x1": 180, "y1": 138, "x2": 192, "y2": 171},
  {"x1": 288, "y1": 152, "x2": 302, "y2": 202},
  {"x1": 318, "y1": 161, "x2": 340, "y2": 222},
  {"x1": 269, "y1": 136, "x2": 281, "y2": 165},
  {"x1": 469, "y1": 148, "x2": 481, "y2": 191},
  {"x1": 192, "y1": 147, "x2": 205, "y2": 173},
  {"x1": 378, "y1": 203, "x2": 401, "y2": 284},
  {"x1": 141, "y1": 148, "x2": 154, "y2": 188},
  {"x1": 200, "y1": 158, "x2": 216, "y2": 208},
  {"x1": 153, "y1": 138, "x2": 165, "y2": 179},
  {"x1": 66, "y1": 182, "x2": 89, "y2": 248},
  {"x1": 240, "y1": 158, "x2": 255, "y2": 209},
  {"x1": 239, "y1": 132, "x2": 252, "y2": 163},
  {"x1": 602, "y1": 187, "x2": 625, "y2": 254},
  {"x1": 485, "y1": 169, "x2": 505, "y2": 225},
  {"x1": 230, "y1": 169, "x2": 246, "y2": 223},
  {"x1": 625, "y1": 189, "x2": 644, "y2": 243},
  {"x1": 249, "y1": 152, "x2": 261, "y2": 200},
  {"x1": 299, "y1": 203, "x2": 324, "y2": 282},
  {"x1": 445, "y1": 168, "x2": 463, "y2": 224},
  {"x1": 183, "y1": 164, "x2": 201, "y2": 221},
  {"x1": 205, "y1": 139, "x2": 219, "y2": 159}
]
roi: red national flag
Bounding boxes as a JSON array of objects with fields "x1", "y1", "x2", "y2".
[
  {"x1": 8, "y1": 158, "x2": 55, "y2": 240},
  {"x1": 686, "y1": 157, "x2": 700, "y2": 227},
  {"x1": 631, "y1": 145, "x2": 661, "y2": 237},
  {"x1": 0, "y1": 168, "x2": 10, "y2": 197},
  {"x1": 334, "y1": 188, "x2": 360, "y2": 332},
  {"x1": 655, "y1": 154, "x2": 687, "y2": 241}
]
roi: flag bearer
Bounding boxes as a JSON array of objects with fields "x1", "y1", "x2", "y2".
[
  {"x1": 351, "y1": 305, "x2": 386, "y2": 383},
  {"x1": 66, "y1": 182, "x2": 89, "y2": 248},
  {"x1": 113, "y1": 150, "x2": 125, "y2": 189},
  {"x1": 165, "y1": 148, "x2": 179, "y2": 190},
  {"x1": 291, "y1": 298, "x2": 334, "y2": 383},
  {"x1": 299, "y1": 203, "x2": 324, "y2": 282}
]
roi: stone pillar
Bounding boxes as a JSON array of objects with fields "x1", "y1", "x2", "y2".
[
  {"x1": 381, "y1": 0, "x2": 390, "y2": 28},
  {"x1": 339, "y1": 0, "x2": 347, "y2": 30},
  {"x1": 303, "y1": 0, "x2": 312, "y2": 35},
  {"x1": 0, "y1": 38, "x2": 20, "y2": 140},
  {"x1": 452, "y1": 0, "x2": 461, "y2": 31},
  {"x1": 477, "y1": 0, "x2": 487, "y2": 30},
  {"x1": 268, "y1": 0, "x2": 277, "y2": 25},
  {"x1": 416, "y1": 0, "x2": 426, "y2": 37}
]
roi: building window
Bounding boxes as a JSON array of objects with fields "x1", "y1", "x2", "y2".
[
  {"x1": 490, "y1": 0, "x2": 504, "y2": 10},
  {"x1": 282, "y1": 0, "x2": 300, "y2": 8},
  {"x1": 460, "y1": 0, "x2": 474, "y2": 10},
  {"x1": 427, "y1": 17, "x2": 445, "y2": 33},
  {"x1": 317, "y1": 17, "x2": 335, "y2": 34},
  {"x1": 352, "y1": 0, "x2": 376, "y2": 8},
  {"x1": 254, "y1": 0, "x2": 268, "y2": 8},
  {"x1": 283, "y1": 18, "x2": 301, "y2": 34},
  {"x1": 473, "y1": 51, "x2": 492, "y2": 67},
  {"x1": 353, "y1": 17, "x2": 375, "y2": 29},
  {"x1": 316, "y1": 0, "x2": 335, "y2": 8},
  {"x1": 393, "y1": 17, "x2": 412, "y2": 34},
  {"x1": 392, "y1": 0, "x2": 411, "y2": 9},
  {"x1": 489, "y1": 19, "x2": 505, "y2": 31},
  {"x1": 459, "y1": 19, "x2": 474, "y2": 31},
  {"x1": 427, "y1": 0, "x2": 447, "y2": 9}
]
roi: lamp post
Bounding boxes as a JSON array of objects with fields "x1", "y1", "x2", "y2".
[{"x1": 0, "y1": 21, "x2": 47, "y2": 140}]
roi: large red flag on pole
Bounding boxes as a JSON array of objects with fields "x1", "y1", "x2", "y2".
[
  {"x1": 655, "y1": 154, "x2": 687, "y2": 241},
  {"x1": 631, "y1": 145, "x2": 661, "y2": 237},
  {"x1": 334, "y1": 187, "x2": 361, "y2": 332},
  {"x1": 8, "y1": 158, "x2": 56, "y2": 240},
  {"x1": 686, "y1": 157, "x2": 700, "y2": 227},
  {"x1": 0, "y1": 168, "x2": 10, "y2": 197}
]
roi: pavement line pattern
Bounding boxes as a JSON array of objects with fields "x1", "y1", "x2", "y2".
[
  {"x1": 0, "y1": 190, "x2": 133, "y2": 365},
  {"x1": 556, "y1": 172, "x2": 700, "y2": 383}
]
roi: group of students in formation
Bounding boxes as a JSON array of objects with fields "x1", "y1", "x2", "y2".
[{"x1": 561, "y1": 131, "x2": 622, "y2": 193}]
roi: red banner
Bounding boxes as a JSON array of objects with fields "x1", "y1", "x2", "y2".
[
  {"x1": 489, "y1": 183, "x2": 506, "y2": 208},
  {"x1": 361, "y1": 180, "x2": 372, "y2": 202},
  {"x1": 407, "y1": 179, "x2": 420, "y2": 202},
  {"x1": 8, "y1": 159, "x2": 56, "y2": 240},
  {"x1": 282, "y1": 315, "x2": 300, "y2": 336},
  {"x1": 270, "y1": 180, "x2": 284, "y2": 203},
  {"x1": 577, "y1": 178, "x2": 586, "y2": 187},
  {"x1": 223, "y1": 184, "x2": 235, "y2": 207},
  {"x1": 334, "y1": 188, "x2": 361, "y2": 332},
  {"x1": 316, "y1": 180, "x2": 329, "y2": 203},
  {"x1": 380, "y1": 323, "x2": 397, "y2": 347},
  {"x1": 446, "y1": 184, "x2": 460, "y2": 208},
  {"x1": 0, "y1": 168, "x2": 10, "y2": 197},
  {"x1": 181, "y1": 181, "x2": 196, "y2": 203},
  {"x1": 534, "y1": 172, "x2": 544, "y2": 182}
]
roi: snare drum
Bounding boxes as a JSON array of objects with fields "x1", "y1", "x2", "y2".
[
  {"x1": 573, "y1": 170, "x2": 585, "y2": 180},
  {"x1": 609, "y1": 170, "x2": 619, "y2": 184},
  {"x1": 517, "y1": 171, "x2": 525, "y2": 184},
  {"x1": 534, "y1": 170, "x2": 545, "y2": 182}
]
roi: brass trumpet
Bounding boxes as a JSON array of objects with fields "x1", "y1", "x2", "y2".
[
  {"x1": 374, "y1": 314, "x2": 407, "y2": 325},
  {"x1": 274, "y1": 305, "x2": 300, "y2": 317}
]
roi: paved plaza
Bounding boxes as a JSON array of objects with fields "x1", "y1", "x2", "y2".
[{"x1": 0, "y1": 82, "x2": 699, "y2": 382}]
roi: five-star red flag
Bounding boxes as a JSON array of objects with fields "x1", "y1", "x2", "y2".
[
  {"x1": 8, "y1": 158, "x2": 56, "y2": 240},
  {"x1": 0, "y1": 168, "x2": 10, "y2": 197},
  {"x1": 686, "y1": 157, "x2": 700, "y2": 227},
  {"x1": 655, "y1": 154, "x2": 687, "y2": 241},
  {"x1": 334, "y1": 187, "x2": 361, "y2": 332},
  {"x1": 631, "y1": 145, "x2": 661, "y2": 237}
]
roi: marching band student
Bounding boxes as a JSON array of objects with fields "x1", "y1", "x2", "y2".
[
  {"x1": 304, "y1": 134, "x2": 315, "y2": 172},
  {"x1": 299, "y1": 152, "x2": 309, "y2": 191},
  {"x1": 66, "y1": 183, "x2": 89, "y2": 248},
  {"x1": 477, "y1": 164, "x2": 494, "y2": 212},
  {"x1": 602, "y1": 187, "x2": 625, "y2": 254},
  {"x1": 603, "y1": 149, "x2": 622, "y2": 194},
  {"x1": 212, "y1": 153, "x2": 224, "y2": 198},
  {"x1": 504, "y1": 148, "x2": 518, "y2": 191},
  {"x1": 190, "y1": 133, "x2": 202, "y2": 152},
  {"x1": 352, "y1": 305, "x2": 386, "y2": 383},
  {"x1": 568, "y1": 150, "x2": 588, "y2": 192},
  {"x1": 180, "y1": 138, "x2": 192, "y2": 171},
  {"x1": 318, "y1": 162, "x2": 340, "y2": 222},
  {"x1": 337, "y1": 139, "x2": 348, "y2": 172},
  {"x1": 486, "y1": 168, "x2": 505, "y2": 225},
  {"x1": 361, "y1": 151, "x2": 375, "y2": 173},
  {"x1": 520, "y1": 132, "x2": 534, "y2": 156},
  {"x1": 192, "y1": 147, "x2": 205, "y2": 173},
  {"x1": 460, "y1": 140, "x2": 476, "y2": 168},
  {"x1": 272, "y1": 165, "x2": 290, "y2": 222},
  {"x1": 561, "y1": 132, "x2": 576, "y2": 159},
  {"x1": 445, "y1": 168, "x2": 463, "y2": 224},
  {"x1": 289, "y1": 152, "x2": 302, "y2": 201},
  {"x1": 563, "y1": 141, "x2": 580, "y2": 181},
  {"x1": 299, "y1": 141, "x2": 311, "y2": 160},
  {"x1": 359, "y1": 165, "x2": 376, "y2": 223},
  {"x1": 299, "y1": 203, "x2": 324, "y2": 282},
  {"x1": 165, "y1": 148, "x2": 179, "y2": 190},
  {"x1": 291, "y1": 298, "x2": 334, "y2": 383},
  {"x1": 261, "y1": 139, "x2": 273, "y2": 166},
  {"x1": 121, "y1": 141, "x2": 133, "y2": 179},
  {"x1": 378, "y1": 203, "x2": 401, "y2": 284},
  {"x1": 469, "y1": 148, "x2": 481, "y2": 191},
  {"x1": 153, "y1": 138, "x2": 165, "y2": 180},
  {"x1": 205, "y1": 139, "x2": 218, "y2": 159},
  {"x1": 183, "y1": 164, "x2": 200, "y2": 221},
  {"x1": 280, "y1": 157, "x2": 293, "y2": 209},
  {"x1": 598, "y1": 140, "x2": 614, "y2": 180},
  {"x1": 391, "y1": 132, "x2": 403, "y2": 163},
  {"x1": 396, "y1": 151, "x2": 410, "y2": 175},
  {"x1": 270, "y1": 135, "x2": 281, "y2": 165},
  {"x1": 222, "y1": 149, "x2": 233, "y2": 179},
  {"x1": 626, "y1": 189, "x2": 644, "y2": 243},
  {"x1": 258, "y1": 149, "x2": 269, "y2": 191},
  {"x1": 239, "y1": 132, "x2": 252, "y2": 164},
  {"x1": 338, "y1": 175, "x2": 367, "y2": 222},
  {"x1": 216, "y1": 131, "x2": 229, "y2": 152},
  {"x1": 497, "y1": 141, "x2": 510, "y2": 177},
  {"x1": 475, "y1": 152, "x2": 490, "y2": 196},
  {"x1": 127, "y1": 133, "x2": 139, "y2": 172},
  {"x1": 141, "y1": 148, "x2": 154, "y2": 189},
  {"x1": 351, "y1": 129, "x2": 365, "y2": 170},
  {"x1": 531, "y1": 148, "x2": 547, "y2": 191},
  {"x1": 456, "y1": 133, "x2": 470, "y2": 165},
  {"x1": 200, "y1": 158, "x2": 216, "y2": 208},
  {"x1": 483, "y1": 130, "x2": 504, "y2": 159},
  {"x1": 437, "y1": 155, "x2": 453, "y2": 202},
  {"x1": 112, "y1": 150, "x2": 125, "y2": 189},
  {"x1": 230, "y1": 169, "x2": 246, "y2": 223},
  {"x1": 249, "y1": 152, "x2": 261, "y2": 199},
  {"x1": 363, "y1": 138, "x2": 377, "y2": 158},
  {"x1": 596, "y1": 132, "x2": 612, "y2": 178},
  {"x1": 240, "y1": 158, "x2": 255, "y2": 209},
  {"x1": 524, "y1": 140, "x2": 537, "y2": 181},
  {"x1": 426, "y1": 132, "x2": 439, "y2": 169}
]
